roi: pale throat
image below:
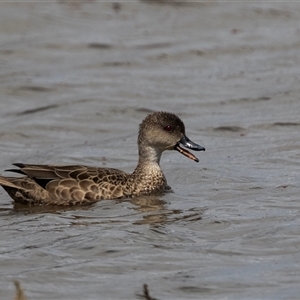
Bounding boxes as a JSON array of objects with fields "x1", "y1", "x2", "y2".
[
  {"x1": 138, "y1": 145, "x2": 163, "y2": 165},
  {"x1": 132, "y1": 144, "x2": 167, "y2": 190}
]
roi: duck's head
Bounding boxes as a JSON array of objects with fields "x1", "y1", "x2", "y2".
[{"x1": 138, "y1": 111, "x2": 205, "y2": 163}]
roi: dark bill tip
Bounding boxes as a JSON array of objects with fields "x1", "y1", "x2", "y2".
[
  {"x1": 174, "y1": 134, "x2": 205, "y2": 162},
  {"x1": 180, "y1": 135, "x2": 205, "y2": 151}
]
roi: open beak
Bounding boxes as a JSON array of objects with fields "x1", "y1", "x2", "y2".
[{"x1": 174, "y1": 135, "x2": 205, "y2": 162}]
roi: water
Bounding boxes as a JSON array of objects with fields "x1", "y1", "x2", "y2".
[{"x1": 1, "y1": 2, "x2": 300, "y2": 299}]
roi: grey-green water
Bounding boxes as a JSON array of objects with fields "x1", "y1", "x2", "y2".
[{"x1": 1, "y1": 2, "x2": 300, "y2": 299}]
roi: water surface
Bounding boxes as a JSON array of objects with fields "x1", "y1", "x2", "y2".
[{"x1": 1, "y1": 2, "x2": 300, "y2": 299}]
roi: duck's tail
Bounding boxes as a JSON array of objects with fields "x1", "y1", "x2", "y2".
[
  {"x1": 0, "y1": 176, "x2": 19, "y2": 189},
  {"x1": 0, "y1": 176, "x2": 40, "y2": 204}
]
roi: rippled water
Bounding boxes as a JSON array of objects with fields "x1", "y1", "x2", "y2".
[{"x1": 1, "y1": 2, "x2": 300, "y2": 299}]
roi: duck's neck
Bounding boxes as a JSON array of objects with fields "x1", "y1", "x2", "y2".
[
  {"x1": 128, "y1": 144, "x2": 168, "y2": 196},
  {"x1": 133, "y1": 145, "x2": 163, "y2": 175},
  {"x1": 138, "y1": 144, "x2": 162, "y2": 166}
]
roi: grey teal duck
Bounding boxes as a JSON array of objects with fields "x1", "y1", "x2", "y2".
[{"x1": 0, "y1": 111, "x2": 205, "y2": 205}]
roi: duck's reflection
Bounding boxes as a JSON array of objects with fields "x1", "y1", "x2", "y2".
[
  {"x1": 128, "y1": 195, "x2": 204, "y2": 225},
  {"x1": 130, "y1": 194, "x2": 166, "y2": 212}
]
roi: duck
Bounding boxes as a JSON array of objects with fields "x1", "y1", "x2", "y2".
[{"x1": 0, "y1": 111, "x2": 205, "y2": 206}]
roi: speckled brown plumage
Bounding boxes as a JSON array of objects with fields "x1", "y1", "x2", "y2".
[{"x1": 0, "y1": 112, "x2": 205, "y2": 206}]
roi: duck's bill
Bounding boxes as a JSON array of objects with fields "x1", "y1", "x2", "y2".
[{"x1": 175, "y1": 135, "x2": 205, "y2": 163}]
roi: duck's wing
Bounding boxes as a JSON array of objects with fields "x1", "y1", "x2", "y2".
[
  {"x1": 3, "y1": 163, "x2": 130, "y2": 205},
  {"x1": 8, "y1": 163, "x2": 128, "y2": 185}
]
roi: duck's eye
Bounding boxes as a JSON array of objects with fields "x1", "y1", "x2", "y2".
[{"x1": 164, "y1": 125, "x2": 173, "y2": 132}]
